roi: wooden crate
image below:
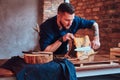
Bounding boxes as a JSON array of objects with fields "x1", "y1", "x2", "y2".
[{"x1": 110, "y1": 48, "x2": 120, "y2": 59}]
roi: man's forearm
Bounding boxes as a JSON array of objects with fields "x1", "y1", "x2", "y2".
[
  {"x1": 92, "y1": 22, "x2": 100, "y2": 49},
  {"x1": 44, "y1": 40, "x2": 62, "y2": 52},
  {"x1": 93, "y1": 22, "x2": 99, "y2": 40}
]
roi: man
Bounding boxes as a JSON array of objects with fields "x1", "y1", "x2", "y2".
[{"x1": 39, "y1": 2, "x2": 100, "y2": 56}]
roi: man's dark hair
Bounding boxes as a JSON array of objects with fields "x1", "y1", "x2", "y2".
[{"x1": 58, "y1": 2, "x2": 75, "y2": 14}]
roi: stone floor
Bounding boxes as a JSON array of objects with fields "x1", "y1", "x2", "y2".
[{"x1": 78, "y1": 73, "x2": 120, "y2": 80}]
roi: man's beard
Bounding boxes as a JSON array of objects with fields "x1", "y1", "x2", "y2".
[
  {"x1": 59, "y1": 21, "x2": 72, "y2": 33},
  {"x1": 60, "y1": 21, "x2": 69, "y2": 30}
]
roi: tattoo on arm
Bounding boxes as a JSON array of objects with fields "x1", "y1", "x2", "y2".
[{"x1": 93, "y1": 22, "x2": 99, "y2": 37}]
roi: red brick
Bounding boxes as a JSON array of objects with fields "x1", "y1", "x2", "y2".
[
  {"x1": 109, "y1": 33, "x2": 120, "y2": 38},
  {"x1": 78, "y1": 3, "x2": 83, "y2": 6},
  {"x1": 107, "y1": 10, "x2": 116, "y2": 14},
  {"x1": 105, "y1": 0, "x2": 115, "y2": 5},
  {"x1": 95, "y1": 2, "x2": 103, "y2": 7},
  {"x1": 93, "y1": 16, "x2": 99, "y2": 20},
  {"x1": 85, "y1": 9, "x2": 91, "y2": 13},
  {"x1": 115, "y1": 0, "x2": 120, "y2": 2},
  {"x1": 92, "y1": 7, "x2": 100, "y2": 11}
]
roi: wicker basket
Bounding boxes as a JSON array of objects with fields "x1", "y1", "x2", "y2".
[{"x1": 24, "y1": 51, "x2": 53, "y2": 64}]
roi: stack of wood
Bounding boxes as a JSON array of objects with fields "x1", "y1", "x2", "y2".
[{"x1": 110, "y1": 43, "x2": 120, "y2": 59}]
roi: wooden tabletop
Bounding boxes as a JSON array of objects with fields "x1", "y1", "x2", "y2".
[
  {"x1": 68, "y1": 54, "x2": 120, "y2": 71},
  {"x1": 0, "y1": 54, "x2": 120, "y2": 77}
]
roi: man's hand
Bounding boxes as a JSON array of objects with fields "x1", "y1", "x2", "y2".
[
  {"x1": 62, "y1": 33, "x2": 75, "y2": 42},
  {"x1": 91, "y1": 36, "x2": 100, "y2": 49}
]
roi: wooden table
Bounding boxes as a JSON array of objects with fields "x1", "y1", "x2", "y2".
[
  {"x1": 69, "y1": 54, "x2": 120, "y2": 77},
  {"x1": 0, "y1": 54, "x2": 120, "y2": 80}
]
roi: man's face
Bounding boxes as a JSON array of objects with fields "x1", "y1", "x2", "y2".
[{"x1": 59, "y1": 12, "x2": 75, "y2": 29}]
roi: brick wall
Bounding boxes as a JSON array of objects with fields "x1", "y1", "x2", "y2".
[
  {"x1": 43, "y1": 0, "x2": 64, "y2": 22},
  {"x1": 70, "y1": 0, "x2": 120, "y2": 54}
]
